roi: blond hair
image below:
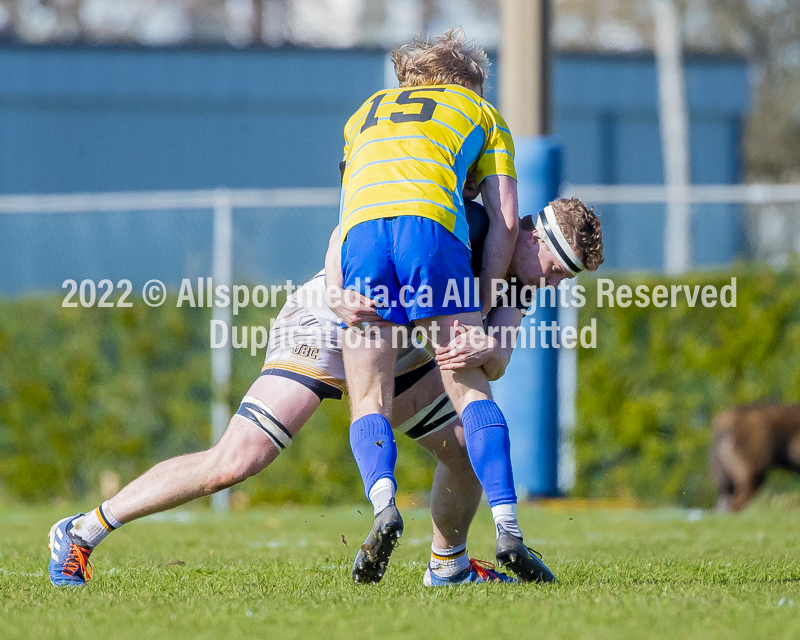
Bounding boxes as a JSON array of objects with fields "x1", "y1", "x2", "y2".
[{"x1": 392, "y1": 29, "x2": 489, "y2": 90}]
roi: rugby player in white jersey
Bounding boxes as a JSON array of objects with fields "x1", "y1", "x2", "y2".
[{"x1": 47, "y1": 196, "x2": 603, "y2": 588}]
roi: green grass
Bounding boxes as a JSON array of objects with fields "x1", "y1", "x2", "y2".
[{"x1": 2, "y1": 502, "x2": 800, "y2": 640}]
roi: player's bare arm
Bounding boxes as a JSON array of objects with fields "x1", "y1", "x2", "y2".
[
  {"x1": 325, "y1": 225, "x2": 344, "y2": 288},
  {"x1": 324, "y1": 225, "x2": 388, "y2": 327},
  {"x1": 478, "y1": 175, "x2": 519, "y2": 315},
  {"x1": 434, "y1": 307, "x2": 523, "y2": 379}
]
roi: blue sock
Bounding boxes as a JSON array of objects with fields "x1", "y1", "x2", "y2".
[
  {"x1": 349, "y1": 413, "x2": 397, "y2": 499},
  {"x1": 461, "y1": 400, "x2": 517, "y2": 507}
]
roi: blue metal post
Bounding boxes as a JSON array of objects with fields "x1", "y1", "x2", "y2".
[{"x1": 492, "y1": 136, "x2": 562, "y2": 498}]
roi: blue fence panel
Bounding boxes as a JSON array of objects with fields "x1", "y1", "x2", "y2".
[{"x1": 0, "y1": 46, "x2": 749, "y2": 293}]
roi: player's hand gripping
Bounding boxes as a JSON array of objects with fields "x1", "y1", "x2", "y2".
[
  {"x1": 324, "y1": 224, "x2": 389, "y2": 329},
  {"x1": 326, "y1": 287, "x2": 390, "y2": 328},
  {"x1": 434, "y1": 320, "x2": 498, "y2": 371}
]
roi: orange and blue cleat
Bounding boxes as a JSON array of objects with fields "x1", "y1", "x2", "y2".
[
  {"x1": 48, "y1": 514, "x2": 93, "y2": 586},
  {"x1": 423, "y1": 558, "x2": 517, "y2": 586}
]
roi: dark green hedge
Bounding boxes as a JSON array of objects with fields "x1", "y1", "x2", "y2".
[
  {"x1": 0, "y1": 295, "x2": 435, "y2": 505},
  {"x1": 2, "y1": 266, "x2": 800, "y2": 506},
  {"x1": 575, "y1": 263, "x2": 800, "y2": 506}
]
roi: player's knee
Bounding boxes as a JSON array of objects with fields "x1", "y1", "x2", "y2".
[
  {"x1": 206, "y1": 447, "x2": 263, "y2": 491},
  {"x1": 204, "y1": 397, "x2": 296, "y2": 492},
  {"x1": 442, "y1": 383, "x2": 489, "y2": 416},
  {"x1": 207, "y1": 466, "x2": 243, "y2": 492},
  {"x1": 399, "y1": 395, "x2": 479, "y2": 480},
  {"x1": 429, "y1": 432, "x2": 472, "y2": 472},
  {"x1": 398, "y1": 393, "x2": 460, "y2": 451},
  {"x1": 438, "y1": 445, "x2": 476, "y2": 479}
]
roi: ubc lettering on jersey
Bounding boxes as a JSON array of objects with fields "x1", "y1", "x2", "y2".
[
  {"x1": 339, "y1": 84, "x2": 516, "y2": 248},
  {"x1": 465, "y1": 199, "x2": 532, "y2": 313}
]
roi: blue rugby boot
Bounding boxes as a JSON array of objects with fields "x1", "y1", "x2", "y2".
[
  {"x1": 423, "y1": 558, "x2": 518, "y2": 586},
  {"x1": 351, "y1": 500, "x2": 404, "y2": 584},
  {"x1": 495, "y1": 525, "x2": 556, "y2": 583},
  {"x1": 48, "y1": 514, "x2": 93, "y2": 586}
]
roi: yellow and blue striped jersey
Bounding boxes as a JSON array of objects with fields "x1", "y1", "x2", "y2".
[{"x1": 338, "y1": 84, "x2": 516, "y2": 247}]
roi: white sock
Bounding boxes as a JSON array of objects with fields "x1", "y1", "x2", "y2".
[
  {"x1": 491, "y1": 503, "x2": 523, "y2": 540},
  {"x1": 69, "y1": 501, "x2": 122, "y2": 549},
  {"x1": 429, "y1": 543, "x2": 469, "y2": 578},
  {"x1": 368, "y1": 477, "x2": 396, "y2": 516}
]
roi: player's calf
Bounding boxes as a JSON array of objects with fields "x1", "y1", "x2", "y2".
[{"x1": 47, "y1": 395, "x2": 296, "y2": 586}]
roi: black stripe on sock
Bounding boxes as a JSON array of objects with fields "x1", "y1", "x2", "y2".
[{"x1": 98, "y1": 504, "x2": 118, "y2": 531}]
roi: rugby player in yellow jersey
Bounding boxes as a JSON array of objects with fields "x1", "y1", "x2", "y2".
[
  {"x1": 334, "y1": 29, "x2": 567, "y2": 584},
  {"x1": 46, "y1": 192, "x2": 603, "y2": 588}
]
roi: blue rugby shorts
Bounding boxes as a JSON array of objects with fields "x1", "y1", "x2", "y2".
[{"x1": 341, "y1": 216, "x2": 480, "y2": 325}]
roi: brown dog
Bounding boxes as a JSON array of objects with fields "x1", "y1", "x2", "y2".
[{"x1": 711, "y1": 403, "x2": 800, "y2": 511}]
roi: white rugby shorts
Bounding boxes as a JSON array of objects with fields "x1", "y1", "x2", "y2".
[
  {"x1": 261, "y1": 272, "x2": 435, "y2": 401},
  {"x1": 259, "y1": 272, "x2": 458, "y2": 441}
]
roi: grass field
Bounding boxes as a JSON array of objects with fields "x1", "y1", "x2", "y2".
[{"x1": 2, "y1": 501, "x2": 800, "y2": 640}]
